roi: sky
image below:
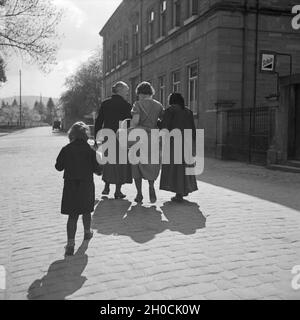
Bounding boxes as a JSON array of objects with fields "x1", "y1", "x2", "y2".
[{"x1": 0, "y1": 0, "x2": 122, "y2": 99}]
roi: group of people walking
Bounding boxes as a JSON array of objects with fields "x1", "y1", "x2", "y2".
[
  {"x1": 94, "y1": 81, "x2": 198, "y2": 203},
  {"x1": 55, "y1": 80, "x2": 198, "y2": 256}
]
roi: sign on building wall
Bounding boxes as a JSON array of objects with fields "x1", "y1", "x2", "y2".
[{"x1": 260, "y1": 51, "x2": 276, "y2": 73}]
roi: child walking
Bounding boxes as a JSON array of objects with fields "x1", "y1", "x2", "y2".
[{"x1": 55, "y1": 122, "x2": 99, "y2": 256}]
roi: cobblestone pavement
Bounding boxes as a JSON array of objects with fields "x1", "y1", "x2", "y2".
[{"x1": 0, "y1": 127, "x2": 300, "y2": 300}]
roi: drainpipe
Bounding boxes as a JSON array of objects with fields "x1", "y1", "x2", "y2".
[
  {"x1": 253, "y1": 0, "x2": 259, "y2": 111},
  {"x1": 242, "y1": 0, "x2": 248, "y2": 158},
  {"x1": 241, "y1": 0, "x2": 248, "y2": 109},
  {"x1": 249, "y1": 0, "x2": 260, "y2": 162},
  {"x1": 139, "y1": 0, "x2": 144, "y2": 82}
]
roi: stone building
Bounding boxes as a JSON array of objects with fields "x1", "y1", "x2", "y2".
[{"x1": 100, "y1": 0, "x2": 300, "y2": 169}]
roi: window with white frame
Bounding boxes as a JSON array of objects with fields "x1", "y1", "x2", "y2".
[
  {"x1": 172, "y1": 0, "x2": 181, "y2": 28},
  {"x1": 187, "y1": 0, "x2": 198, "y2": 17},
  {"x1": 187, "y1": 63, "x2": 198, "y2": 115},
  {"x1": 172, "y1": 70, "x2": 181, "y2": 93},
  {"x1": 131, "y1": 76, "x2": 139, "y2": 102},
  {"x1": 159, "y1": 0, "x2": 167, "y2": 37},
  {"x1": 147, "y1": 10, "x2": 155, "y2": 45},
  {"x1": 132, "y1": 24, "x2": 139, "y2": 56},
  {"x1": 159, "y1": 75, "x2": 166, "y2": 106}
]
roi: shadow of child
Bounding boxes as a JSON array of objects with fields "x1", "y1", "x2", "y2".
[{"x1": 27, "y1": 242, "x2": 89, "y2": 300}]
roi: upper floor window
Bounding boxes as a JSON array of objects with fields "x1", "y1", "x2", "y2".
[
  {"x1": 187, "y1": 0, "x2": 198, "y2": 17},
  {"x1": 159, "y1": 75, "x2": 166, "y2": 106},
  {"x1": 124, "y1": 33, "x2": 129, "y2": 60},
  {"x1": 147, "y1": 9, "x2": 155, "y2": 45},
  {"x1": 132, "y1": 24, "x2": 139, "y2": 56},
  {"x1": 117, "y1": 39, "x2": 123, "y2": 64},
  {"x1": 159, "y1": 0, "x2": 167, "y2": 37},
  {"x1": 106, "y1": 50, "x2": 111, "y2": 72},
  {"x1": 188, "y1": 63, "x2": 198, "y2": 115},
  {"x1": 172, "y1": 0, "x2": 181, "y2": 28},
  {"x1": 112, "y1": 44, "x2": 117, "y2": 68},
  {"x1": 172, "y1": 70, "x2": 181, "y2": 93}
]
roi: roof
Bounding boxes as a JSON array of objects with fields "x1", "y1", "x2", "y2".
[{"x1": 99, "y1": 0, "x2": 126, "y2": 37}]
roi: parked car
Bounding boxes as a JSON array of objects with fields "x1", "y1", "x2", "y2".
[{"x1": 52, "y1": 120, "x2": 61, "y2": 132}]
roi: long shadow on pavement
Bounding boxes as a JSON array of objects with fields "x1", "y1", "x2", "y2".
[
  {"x1": 92, "y1": 198, "x2": 167, "y2": 243},
  {"x1": 27, "y1": 242, "x2": 89, "y2": 300},
  {"x1": 92, "y1": 198, "x2": 206, "y2": 243},
  {"x1": 92, "y1": 198, "x2": 132, "y2": 236},
  {"x1": 161, "y1": 200, "x2": 206, "y2": 235},
  {"x1": 198, "y1": 158, "x2": 300, "y2": 211},
  {"x1": 116, "y1": 204, "x2": 168, "y2": 243}
]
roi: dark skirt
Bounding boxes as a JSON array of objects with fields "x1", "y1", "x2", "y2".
[
  {"x1": 102, "y1": 139, "x2": 132, "y2": 184},
  {"x1": 61, "y1": 179, "x2": 95, "y2": 216},
  {"x1": 160, "y1": 163, "x2": 198, "y2": 196},
  {"x1": 102, "y1": 163, "x2": 132, "y2": 184}
]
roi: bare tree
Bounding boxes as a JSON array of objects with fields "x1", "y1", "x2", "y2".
[
  {"x1": 0, "y1": 0, "x2": 63, "y2": 70},
  {"x1": 0, "y1": 55, "x2": 6, "y2": 83},
  {"x1": 61, "y1": 49, "x2": 103, "y2": 121}
]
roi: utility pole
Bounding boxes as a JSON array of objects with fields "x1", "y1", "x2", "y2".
[{"x1": 19, "y1": 69, "x2": 22, "y2": 126}]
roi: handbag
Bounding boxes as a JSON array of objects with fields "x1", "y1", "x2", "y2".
[
  {"x1": 91, "y1": 142, "x2": 104, "y2": 176},
  {"x1": 116, "y1": 118, "x2": 137, "y2": 148}
]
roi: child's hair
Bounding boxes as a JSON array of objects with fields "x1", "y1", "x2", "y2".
[{"x1": 68, "y1": 121, "x2": 90, "y2": 142}]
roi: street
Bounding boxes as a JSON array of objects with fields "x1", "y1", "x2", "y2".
[{"x1": 0, "y1": 127, "x2": 300, "y2": 300}]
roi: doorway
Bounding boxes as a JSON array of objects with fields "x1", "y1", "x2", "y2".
[{"x1": 288, "y1": 84, "x2": 300, "y2": 160}]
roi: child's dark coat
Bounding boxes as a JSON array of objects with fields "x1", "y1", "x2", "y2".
[{"x1": 55, "y1": 140, "x2": 98, "y2": 216}]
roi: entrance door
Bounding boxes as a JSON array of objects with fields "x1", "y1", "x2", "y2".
[{"x1": 288, "y1": 85, "x2": 300, "y2": 160}]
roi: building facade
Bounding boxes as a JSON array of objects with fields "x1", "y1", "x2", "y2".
[{"x1": 100, "y1": 0, "x2": 300, "y2": 166}]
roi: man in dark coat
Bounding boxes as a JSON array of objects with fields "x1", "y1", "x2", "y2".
[{"x1": 94, "y1": 81, "x2": 132, "y2": 199}]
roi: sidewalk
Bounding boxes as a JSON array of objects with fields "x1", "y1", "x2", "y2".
[{"x1": 0, "y1": 127, "x2": 299, "y2": 300}]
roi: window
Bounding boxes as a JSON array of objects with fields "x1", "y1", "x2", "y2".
[
  {"x1": 131, "y1": 76, "x2": 139, "y2": 102},
  {"x1": 158, "y1": 75, "x2": 166, "y2": 106},
  {"x1": 172, "y1": 0, "x2": 181, "y2": 28},
  {"x1": 106, "y1": 50, "x2": 111, "y2": 72},
  {"x1": 147, "y1": 9, "x2": 155, "y2": 45},
  {"x1": 124, "y1": 33, "x2": 129, "y2": 60},
  {"x1": 187, "y1": 63, "x2": 198, "y2": 115},
  {"x1": 112, "y1": 44, "x2": 117, "y2": 68},
  {"x1": 159, "y1": 0, "x2": 167, "y2": 37},
  {"x1": 117, "y1": 40, "x2": 123, "y2": 64},
  {"x1": 132, "y1": 24, "x2": 139, "y2": 56},
  {"x1": 172, "y1": 71, "x2": 181, "y2": 93},
  {"x1": 187, "y1": 0, "x2": 198, "y2": 17}
]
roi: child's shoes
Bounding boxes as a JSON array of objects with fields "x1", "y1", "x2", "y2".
[
  {"x1": 84, "y1": 231, "x2": 94, "y2": 241},
  {"x1": 64, "y1": 245, "x2": 75, "y2": 256}
]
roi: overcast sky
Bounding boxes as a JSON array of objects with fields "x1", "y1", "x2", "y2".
[{"x1": 0, "y1": 0, "x2": 122, "y2": 99}]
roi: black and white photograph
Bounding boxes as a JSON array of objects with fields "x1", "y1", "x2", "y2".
[{"x1": 0, "y1": 0, "x2": 300, "y2": 305}]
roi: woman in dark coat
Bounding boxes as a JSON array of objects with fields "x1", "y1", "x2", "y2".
[
  {"x1": 94, "y1": 81, "x2": 132, "y2": 199},
  {"x1": 55, "y1": 122, "x2": 99, "y2": 256},
  {"x1": 159, "y1": 93, "x2": 198, "y2": 202}
]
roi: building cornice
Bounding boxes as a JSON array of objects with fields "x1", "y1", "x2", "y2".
[{"x1": 102, "y1": 1, "x2": 295, "y2": 78}]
